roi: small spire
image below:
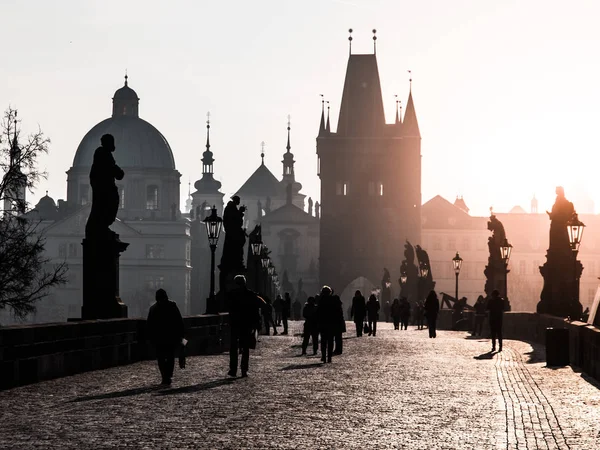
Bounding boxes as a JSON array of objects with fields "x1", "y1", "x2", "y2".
[
  {"x1": 260, "y1": 141, "x2": 265, "y2": 165},
  {"x1": 348, "y1": 28, "x2": 353, "y2": 55},
  {"x1": 188, "y1": 180, "x2": 191, "y2": 197},
  {"x1": 372, "y1": 29, "x2": 377, "y2": 54},
  {"x1": 124, "y1": 70, "x2": 128, "y2": 86},
  {"x1": 326, "y1": 101, "x2": 331, "y2": 133},
  {"x1": 286, "y1": 114, "x2": 291, "y2": 152},
  {"x1": 206, "y1": 111, "x2": 211, "y2": 151},
  {"x1": 318, "y1": 94, "x2": 326, "y2": 136},
  {"x1": 394, "y1": 95, "x2": 399, "y2": 124},
  {"x1": 408, "y1": 70, "x2": 412, "y2": 91},
  {"x1": 46, "y1": 190, "x2": 48, "y2": 196}
]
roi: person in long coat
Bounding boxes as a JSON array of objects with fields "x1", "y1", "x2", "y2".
[
  {"x1": 350, "y1": 290, "x2": 367, "y2": 337},
  {"x1": 399, "y1": 297, "x2": 411, "y2": 330},
  {"x1": 424, "y1": 290, "x2": 440, "y2": 338},
  {"x1": 301, "y1": 296, "x2": 319, "y2": 355},
  {"x1": 487, "y1": 289, "x2": 505, "y2": 352},
  {"x1": 366, "y1": 294, "x2": 380, "y2": 336},
  {"x1": 391, "y1": 298, "x2": 401, "y2": 330},
  {"x1": 147, "y1": 289, "x2": 185, "y2": 385},
  {"x1": 316, "y1": 286, "x2": 336, "y2": 363},
  {"x1": 333, "y1": 295, "x2": 346, "y2": 354}
]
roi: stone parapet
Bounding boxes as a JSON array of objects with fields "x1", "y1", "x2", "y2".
[{"x1": 0, "y1": 314, "x2": 229, "y2": 390}]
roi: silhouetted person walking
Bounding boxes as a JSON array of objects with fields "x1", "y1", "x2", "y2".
[
  {"x1": 333, "y1": 295, "x2": 346, "y2": 354},
  {"x1": 487, "y1": 289, "x2": 505, "y2": 352},
  {"x1": 399, "y1": 297, "x2": 411, "y2": 330},
  {"x1": 227, "y1": 275, "x2": 265, "y2": 377},
  {"x1": 415, "y1": 301, "x2": 425, "y2": 330},
  {"x1": 424, "y1": 290, "x2": 440, "y2": 338},
  {"x1": 366, "y1": 294, "x2": 380, "y2": 336},
  {"x1": 281, "y1": 292, "x2": 292, "y2": 335},
  {"x1": 301, "y1": 296, "x2": 319, "y2": 355},
  {"x1": 472, "y1": 295, "x2": 486, "y2": 337},
  {"x1": 146, "y1": 289, "x2": 184, "y2": 385},
  {"x1": 273, "y1": 294, "x2": 283, "y2": 326},
  {"x1": 317, "y1": 286, "x2": 335, "y2": 363},
  {"x1": 350, "y1": 290, "x2": 367, "y2": 337},
  {"x1": 391, "y1": 298, "x2": 401, "y2": 330},
  {"x1": 262, "y1": 296, "x2": 278, "y2": 336}
]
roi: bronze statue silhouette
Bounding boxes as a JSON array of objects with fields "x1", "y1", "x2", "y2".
[
  {"x1": 484, "y1": 212, "x2": 508, "y2": 298},
  {"x1": 85, "y1": 134, "x2": 124, "y2": 238},
  {"x1": 220, "y1": 195, "x2": 247, "y2": 272}
]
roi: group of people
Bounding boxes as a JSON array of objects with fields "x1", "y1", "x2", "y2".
[{"x1": 145, "y1": 279, "x2": 507, "y2": 384}]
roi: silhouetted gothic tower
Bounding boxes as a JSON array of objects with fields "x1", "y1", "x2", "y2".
[{"x1": 317, "y1": 42, "x2": 422, "y2": 291}]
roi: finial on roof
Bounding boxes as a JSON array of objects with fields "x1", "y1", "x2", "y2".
[
  {"x1": 124, "y1": 70, "x2": 128, "y2": 86},
  {"x1": 372, "y1": 29, "x2": 377, "y2": 54},
  {"x1": 46, "y1": 190, "x2": 48, "y2": 196},
  {"x1": 394, "y1": 95, "x2": 399, "y2": 124},
  {"x1": 188, "y1": 180, "x2": 191, "y2": 196},
  {"x1": 206, "y1": 111, "x2": 211, "y2": 151},
  {"x1": 319, "y1": 94, "x2": 326, "y2": 135},
  {"x1": 348, "y1": 28, "x2": 353, "y2": 55},
  {"x1": 408, "y1": 69, "x2": 412, "y2": 90},
  {"x1": 286, "y1": 114, "x2": 291, "y2": 152},
  {"x1": 260, "y1": 141, "x2": 265, "y2": 165},
  {"x1": 326, "y1": 101, "x2": 331, "y2": 132}
]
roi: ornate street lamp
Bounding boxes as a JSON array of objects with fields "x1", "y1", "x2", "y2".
[
  {"x1": 452, "y1": 252, "x2": 463, "y2": 303},
  {"x1": 420, "y1": 264, "x2": 429, "y2": 278},
  {"x1": 203, "y1": 206, "x2": 223, "y2": 314},
  {"x1": 268, "y1": 263, "x2": 275, "y2": 276},
  {"x1": 250, "y1": 239, "x2": 263, "y2": 294},
  {"x1": 567, "y1": 213, "x2": 586, "y2": 309},
  {"x1": 251, "y1": 241, "x2": 263, "y2": 257},
  {"x1": 500, "y1": 238, "x2": 513, "y2": 301}
]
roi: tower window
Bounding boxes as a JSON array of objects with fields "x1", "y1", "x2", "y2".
[
  {"x1": 80, "y1": 185, "x2": 89, "y2": 205},
  {"x1": 379, "y1": 183, "x2": 384, "y2": 196},
  {"x1": 146, "y1": 185, "x2": 159, "y2": 210},
  {"x1": 343, "y1": 183, "x2": 348, "y2": 196},
  {"x1": 118, "y1": 185, "x2": 125, "y2": 209},
  {"x1": 145, "y1": 244, "x2": 165, "y2": 259}
]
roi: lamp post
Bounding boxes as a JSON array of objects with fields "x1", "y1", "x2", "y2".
[
  {"x1": 500, "y1": 238, "x2": 513, "y2": 301},
  {"x1": 203, "y1": 206, "x2": 223, "y2": 314},
  {"x1": 452, "y1": 252, "x2": 463, "y2": 303},
  {"x1": 251, "y1": 239, "x2": 263, "y2": 294},
  {"x1": 567, "y1": 212, "x2": 586, "y2": 310}
]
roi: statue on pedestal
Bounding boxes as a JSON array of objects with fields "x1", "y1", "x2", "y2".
[
  {"x1": 399, "y1": 240, "x2": 418, "y2": 304},
  {"x1": 484, "y1": 212, "x2": 508, "y2": 301},
  {"x1": 220, "y1": 195, "x2": 246, "y2": 273},
  {"x1": 82, "y1": 134, "x2": 129, "y2": 319},
  {"x1": 415, "y1": 245, "x2": 436, "y2": 301},
  {"x1": 537, "y1": 187, "x2": 583, "y2": 319}
]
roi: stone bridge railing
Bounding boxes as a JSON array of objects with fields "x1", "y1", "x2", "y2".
[
  {"x1": 0, "y1": 314, "x2": 229, "y2": 390},
  {"x1": 437, "y1": 309, "x2": 600, "y2": 382}
]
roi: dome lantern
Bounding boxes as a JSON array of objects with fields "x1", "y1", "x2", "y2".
[{"x1": 112, "y1": 73, "x2": 140, "y2": 118}]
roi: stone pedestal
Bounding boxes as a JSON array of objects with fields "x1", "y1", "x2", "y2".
[{"x1": 81, "y1": 232, "x2": 129, "y2": 320}]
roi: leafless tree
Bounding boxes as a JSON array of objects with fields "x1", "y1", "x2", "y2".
[{"x1": 0, "y1": 107, "x2": 67, "y2": 318}]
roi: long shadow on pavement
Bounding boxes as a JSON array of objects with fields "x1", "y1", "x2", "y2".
[
  {"x1": 474, "y1": 351, "x2": 496, "y2": 360},
  {"x1": 157, "y1": 378, "x2": 236, "y2": 396},
  {"x1": 280, "y1": 363, "x2": 323, "y2": 371},
  {"x1": 68, "y1": 385, "x2": 165, "y2": 403}
]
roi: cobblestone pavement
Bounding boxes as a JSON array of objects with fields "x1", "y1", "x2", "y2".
[{"x1": 1, "y1": 322, "x2": 599, "y2": 449}]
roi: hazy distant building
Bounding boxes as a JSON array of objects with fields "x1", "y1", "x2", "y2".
[
  {"x1": 317, "y1": 45, "x2": 421, "y2": 294},
  {"x1": 17, "y1": 77, "x2": 192, "y2": 323}
]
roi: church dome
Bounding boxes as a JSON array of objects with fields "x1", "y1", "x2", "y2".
[
  {"x1": 71, "y1": 76, "x2": 175, "y2": 170},
  {"x1": 33, "y1": 193, "x2": 58, "y2": 220}
]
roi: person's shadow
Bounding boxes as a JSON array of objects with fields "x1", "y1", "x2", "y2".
[{"x1": 474, "y1": 351, "x2": 496, "y2": 360}]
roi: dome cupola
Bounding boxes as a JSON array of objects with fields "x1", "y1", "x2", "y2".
[{"x1": 112, "y1": 74, "x2": 139, "y2": 117}]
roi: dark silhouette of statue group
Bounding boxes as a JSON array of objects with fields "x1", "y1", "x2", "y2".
[{"x1": 82, "y1": 134, "x2": 129, "y2": 319}]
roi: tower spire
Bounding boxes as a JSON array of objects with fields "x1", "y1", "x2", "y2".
[
  {"x1": 286, "y1": 114, "x2": 291, "y2": 152},
  {"x1": 372, "y1": 29, "x2": 377, "y2": 54},
  {"x1": 318, "y1": 94, "x2": 326, "y2": 136},
  {"x1": 205, "y1": 111, "x2": 211, "y2": 151},
  {"x1": 261, "y1": 141, "x2": 265, "y2": 165},
  {"x1": 124, "y1": 70, "x2": 128, "y2": 86},
  {"x1": 402, "y1": 71, "x2": 420, "y2": 137},
  {"x1": 394, "y1": 95, "x2": 399, "y2": 124},
  {"x1": 201, "y1": 111, "x2": 215, "y2": 175},
  {"x1": 348, "y1": 28, "x2": 353, "y2": 55},
  {"x1": 326, "y1": 101, "x2": 331, "y2": 133}
]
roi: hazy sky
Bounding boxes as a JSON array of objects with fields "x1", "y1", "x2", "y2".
[{"x1": 3, "y1": 0, "x2": 600, "y2": 216}]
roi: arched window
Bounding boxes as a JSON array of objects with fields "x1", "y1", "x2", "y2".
[{"x1": 146, "y1": 185, "x2": 159, "y2": 210}]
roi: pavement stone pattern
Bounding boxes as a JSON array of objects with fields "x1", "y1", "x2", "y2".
[{"x1": 1, "y1": 322, "x2": 599, "y2": 449}]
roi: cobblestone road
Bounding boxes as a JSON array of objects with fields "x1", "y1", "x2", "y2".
[{"x1": 1, "y1": 322, "x2": 599, "y2": 449}]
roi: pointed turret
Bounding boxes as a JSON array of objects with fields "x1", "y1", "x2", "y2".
[
  {"x1": 194, "y1": 113, "x2": 222, "y2": 194},
  {"x1": 318, "y1": 97, "x2": 326, "y2": 136},
  {"x1": 282, "y1": 116, "x2": 295, "y2": 181},
  {"x1": 401, "y1": 88, "x2": 420, "y2": 138},
  {"x1": 325, "y1": 102, "x2": 331, "y2": 133}
]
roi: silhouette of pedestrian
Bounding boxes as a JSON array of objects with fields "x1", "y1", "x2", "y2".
[
  {"x1": 281, "y1": 292, "x2": 292, "y2": 334},
  {"x1": 424, "y1": 290, "x2": 440, "y2": 338},
  {"x1": 399, "y1": 297, "x2": 411, "y2": 330},
  {"x1": 391, "y1": 298, "x2": 401, "y2": 330},
  {"x1": 146, "y1": 289, "x2": 184, "y2": 385},
  {"x1": 301, "y1": 296, "x2": 319, "y2": 355},
  {"x1": 414, "y1": 301, "x2": 425, "y2": 330},
  {"x1": 350, "y1": 290, "x2": 367, "y2": 337},
  {"x1": 487, "y1": 289, "x2": 505, "y2": 352},
  {"x1": 273, "y1": 294, "x2": 283, "y2": 326},
  {"x1": 227, "y1": 275, "x2": 266, "y2": 377},
  {"x1": 333, "y1": 294, "x2": 346, "y2": 354},
  {"x1": 472, "y1": 295, "x2": 486, "y2": 337},
  {"x1": 262, "y1": 296, "x2": 278, "y2": 336},
  {"x1": 366, "y1": 294, "x2": 380, "y2": 336},
  {"x1": 316, "y1": 286, "x2": 336, "y2": 363}
]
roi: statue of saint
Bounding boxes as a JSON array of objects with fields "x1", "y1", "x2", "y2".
[
  {"x1": 221, "y1": 195, "x2": 246, "y2": 271},
  {"x1": 547, "y1": 186, "x2": 574, "y2": 251},
  {"x1": 85, "y1": 134, "x2": 124, "y2": 238}
]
